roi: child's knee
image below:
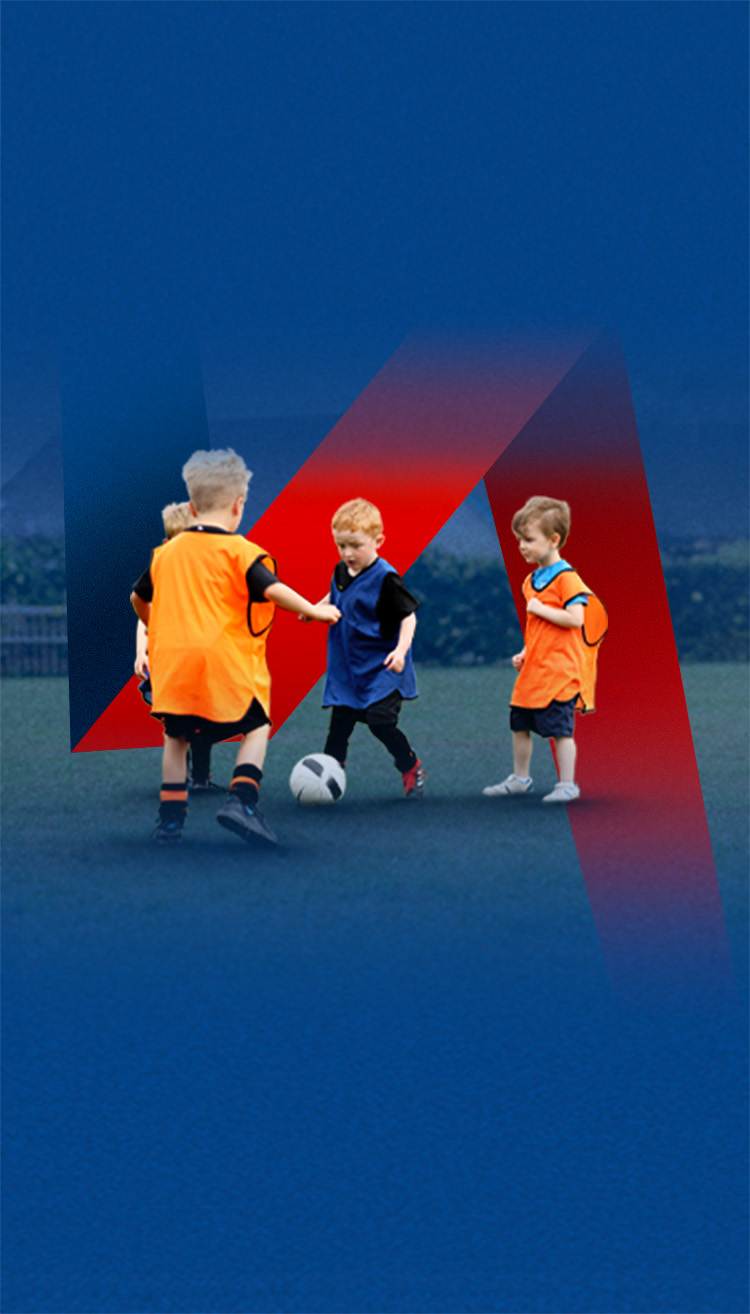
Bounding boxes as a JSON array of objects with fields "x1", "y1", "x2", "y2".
[{"x1": 366, "y1": 706, "x2": 398, "y2": 731}]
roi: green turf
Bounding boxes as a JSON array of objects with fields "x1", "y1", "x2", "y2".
[
  {"x1": 2, "y1": 666, "x2": 747, "y2": 976},
  {"x1": 677, "y1": 663, "x2": 749, "y2": 974}
]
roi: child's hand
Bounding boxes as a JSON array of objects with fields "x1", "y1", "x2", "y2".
[
  {"x1": 134, "y1": 655, "x2": 149, "y2": 678},
  {"x1": 299, "y1": 594, "x2": 333, "y2": 621},
  {"x1": 384, "y1": 648, "x2": 406, "y2": 673},
  {"x1": 511, "y1": 648, "x2": 526, "y2": 670},
  {"x1": 526, "y1": 597, "x2": 545, "y2": 617},
  {"x1": 311, "y1": 603, "x2": 341, "y2": 625}
]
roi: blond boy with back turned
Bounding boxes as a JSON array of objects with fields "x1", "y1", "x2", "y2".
[
  {"x1": 131, "y1": 449, "x2": 340, "y2": 844},
  {"x1": 133, "y1": 500, "x2": 220, "y2": 791}
]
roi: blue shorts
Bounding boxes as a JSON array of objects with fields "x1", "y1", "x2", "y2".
[{"x1": 510, "y1": 697, "x2": 578, "y2": 739}]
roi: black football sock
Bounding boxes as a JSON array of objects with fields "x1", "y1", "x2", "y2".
[
  {"x1": 230, "y1": 764, "x2": 262, "y2": 806},
  {"x1": 159, "y1": 781, "x2": 188, "y2": 822}
]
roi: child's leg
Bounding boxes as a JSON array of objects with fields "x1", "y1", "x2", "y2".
[
  {"x1": 324, "y1": 706, "x2": 359, "y2": 766},
  {"x1": 483, "y1": 721, "x2": 533, "y2": 796},
  {"x1": 553, "y1": 735, "x2": 576, "y2": 783},
  {"x1": 158, "y1": 734, "x2": 190, "y2": 837},
  {"x1": 190, "y1": 735, "x2": 213, "y2": 785},
  {"x1": 216, "y1": 724, "x2": 277, "y2": 845},
  {"x1": 364, "y1": 697, "x2": 419, "y2": 775},
  {"x1": 163, "y1": 734, "x2": 190, "y2": 779},
  {"x1": 512, "y1": 730, "x2": 533, "y2": 779},
  {"x1": 229, "y1": 724, "x2": 271, "y2": 805}
]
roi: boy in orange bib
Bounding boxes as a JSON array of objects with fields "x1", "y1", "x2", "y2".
[
  {"x1": 483, "y1": 496, "x2": 606, "y2": 804},
  {"x1": 131, "y1": 449, "x2": 339, "y2": 844},
  {"x1": 134, "y1": 500, "x2": 220, "y2": 792}
]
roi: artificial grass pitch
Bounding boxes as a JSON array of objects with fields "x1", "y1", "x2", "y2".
[
  {"x1": 2, "y1": 665, "x2": 747, "y2": 980},
  {"x1": 1, "y1": 668, "x2": 592, "y2": 966}
]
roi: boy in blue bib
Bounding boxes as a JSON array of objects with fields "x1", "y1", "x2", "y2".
[{"x1": 320, "y1": 498, "x2": 426, "y2": 798}]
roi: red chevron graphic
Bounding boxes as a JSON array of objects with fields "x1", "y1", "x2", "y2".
[{"x1": 484, "y1": 333, "x2": 734, "y2": 996}]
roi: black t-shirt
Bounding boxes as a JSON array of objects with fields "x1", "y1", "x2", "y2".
[
  {"x1": 132, "y1": 527, "x2": 279, "y2": 604},
  {"x1": 332, "y1": 560, "x2": 419, "y2": 641}
]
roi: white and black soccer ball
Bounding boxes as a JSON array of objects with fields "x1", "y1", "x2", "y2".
[{"x1": 289, "y1": 754, "x2": 346, "y2": 806}]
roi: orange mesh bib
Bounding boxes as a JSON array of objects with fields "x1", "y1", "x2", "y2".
[
  {"x1": 149, "y1": 531, "x2": 276, "y2": 722},
  {"x1": 511, "y1": 567, "x2": 607, "y2": 712}
]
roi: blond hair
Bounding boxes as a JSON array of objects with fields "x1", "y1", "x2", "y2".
[
  {"x1": 512, "y1": 496, "x2": 571, "y2": 547},
  {"x1": 181, "y1": 448, "x2": 251, "y2": 513},
  {"x1": 331, "y1": 498, "x2": 383, "y2": 538},
  {"x1": 161, "y1": 501, "x2": 194, "y2": 539}
]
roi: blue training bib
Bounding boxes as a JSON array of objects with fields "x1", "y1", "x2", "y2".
[{"x1": 323, "y1": 557, "x2": 418, "y2": 709}]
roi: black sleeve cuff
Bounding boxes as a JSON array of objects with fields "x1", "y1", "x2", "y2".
[
  {"x1": 131, "y1": 566, "x2": 153, "y2": 602},
  {"x1": 247, "y1": 558, "x2": 280, "y2": 602}
]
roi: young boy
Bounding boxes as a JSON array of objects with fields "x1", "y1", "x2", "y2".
[
  {"x1": 130, "y1": 449, "x2": 340, "y2": 844},
  {"x1": 316, "y1": 497, "x2": 426, "y2": 798},
  {"x1": 134, "y1": 501, "x2": 218, "y2": 792},
  {"x1": 483, "y1": 495, "x2": 603, "y2": 804}
]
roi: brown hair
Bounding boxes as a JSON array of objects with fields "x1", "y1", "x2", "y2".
[
  {"x1": 331, "y1": 498, "x2": 383, "y2": 538},
  {"x1": 511, "y1": 496, "x2": 571, "y2": 547}
]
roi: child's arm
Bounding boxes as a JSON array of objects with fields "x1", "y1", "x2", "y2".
[
  {"x1": 134, "y1": 620, "x2": 149, "y2": 678},
  {"x1": 298, "y1": 592, "x2": 332, "y2": 623},
  {"x1": 527, "y1": 597, "x2": 584, "y2": 628},
  {"x1": 264, "y1": 581, "x2": 340, "y2": 624},
  {"x1": 130, "y1": 592, "x2": 151, "y2": 627},
  {"x1": 384, "y1": 612, "x2": 416, "y2": 672}
]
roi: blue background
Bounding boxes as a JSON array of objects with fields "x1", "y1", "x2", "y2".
[{"x1": 2, "y1": 4, "x2": 748, "y2": 1311}]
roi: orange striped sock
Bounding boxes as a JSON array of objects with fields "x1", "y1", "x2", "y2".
[
  {"x1": 160, "y1": 781, "x2": 188, "y2": 819},
  {"x1": 230, "y1": 765, "x2": 261, "y2": 806}
]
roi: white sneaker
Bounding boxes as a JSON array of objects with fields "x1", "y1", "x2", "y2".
[
  {"x1": 482, "y1": 774, "x2": 533, "y2": 797},
  {"x1": 542, "y1": 782, "x2": 581, "y2": 804}
]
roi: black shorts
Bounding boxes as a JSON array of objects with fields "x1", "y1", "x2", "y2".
[
  {"x1": 327, "y1": 689, "x2": 404, "y2": 728},
  {"x1": 510, "y1": 696, "x2": 578, "y2": 739},
  {"x1": 152, "y1": 698, "x2": 271, "y2": 743}
]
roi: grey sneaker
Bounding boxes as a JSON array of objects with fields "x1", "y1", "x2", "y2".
[
  {"x1": 482, "y1": 775, "x2": 533, "y2": 797},
  {"x1": 153, "y1": 815, "x2": 184, "y2": 844},
  {"x1": 216, "y1": 793, "x2": 278, "y2": 845},
  {"x1": 542, "y1": 782, "x2": 581, "y2": 804}
]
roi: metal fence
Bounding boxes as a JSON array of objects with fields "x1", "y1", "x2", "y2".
[{"x1": 1, "y1": 605, "x2": 68, "y2": 676}]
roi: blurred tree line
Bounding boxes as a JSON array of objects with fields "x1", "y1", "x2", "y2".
[
  {"x1": 1, "y1": 537, "x2": 67, "y2": 606},
  {"x1": 405, "y1": 546, "x2": 749, "y2": 665},
  {"x1": 2, "y1": 535, "x2": 748, "y2": 663}
]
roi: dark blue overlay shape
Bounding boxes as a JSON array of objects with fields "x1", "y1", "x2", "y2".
[
  {"x1": 61, "y1": 334, "x2": 342, "y2": 746},
  {"x1": 61, "y1": 322, "x2": 210, "y2": 748}
]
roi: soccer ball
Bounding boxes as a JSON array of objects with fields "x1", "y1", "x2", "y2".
[{"x1": 289, "y1": 754, "x2": 346, "y2": 806}]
